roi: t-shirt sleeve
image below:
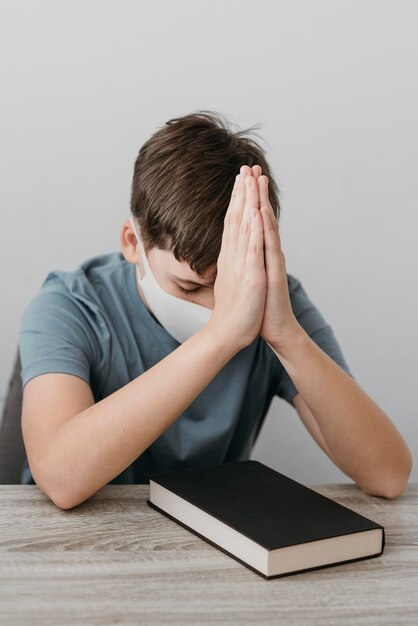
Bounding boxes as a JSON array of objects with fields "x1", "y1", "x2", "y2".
[
  {"x1": 19, "y1": 286, "x2": 99, "y2": 390},
  {"x1": 275, "y1": 274, "x2": 354, "y2": 406}
]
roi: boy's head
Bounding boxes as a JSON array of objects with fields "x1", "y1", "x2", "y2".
[{"x1": 122, "y1": 110, "x2": 281, "y2": 309}]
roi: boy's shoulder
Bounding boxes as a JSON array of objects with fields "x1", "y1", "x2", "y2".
[
  {"x1": 21, "y1": 251, "x2": 130, "y2": 328},
  {"x1": 40, "y1": 250, "x2": 126, "y2": 292},
  {"x1": 28, "y1": 250, "x2": 128, "y2": 306}
]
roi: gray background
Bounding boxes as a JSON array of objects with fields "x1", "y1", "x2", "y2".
[{"x1": 0, "y1": 0, "x2": 416, "y2": 483}]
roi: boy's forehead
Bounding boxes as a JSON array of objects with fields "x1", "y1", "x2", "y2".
[
  {"x1": 160, "y1": 248, "x2": 217, "y2": 283},
  {"x1": 177, "y1": 260, "x2": 217, "y2": 284}
]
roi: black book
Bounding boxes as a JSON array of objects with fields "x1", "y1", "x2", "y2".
[{"x1": 146, "y1": 460, "x2": 385, "y2": 579}]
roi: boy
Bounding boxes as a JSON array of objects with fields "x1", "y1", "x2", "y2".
[{"x1": 19, "y1": 111, "x2": 412, "y2": 509}]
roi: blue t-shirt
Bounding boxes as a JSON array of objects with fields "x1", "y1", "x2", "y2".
[{"x1": 18, "y1": 251, "x2": 353, "y2": 485}]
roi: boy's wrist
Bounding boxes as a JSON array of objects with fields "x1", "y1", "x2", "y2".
[
  {"x1": 199, "y1": 323, "x2": 243, "y2": 359},
  {"x1": 266, "y1": 324, "x2": 308, "y2": 362}
]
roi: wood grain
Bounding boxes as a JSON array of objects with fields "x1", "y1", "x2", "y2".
[{"x1": 0, "y1": 483, "x2": 417, "y2": 625}]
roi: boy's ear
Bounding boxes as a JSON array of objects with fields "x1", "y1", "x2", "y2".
[{"x1": 121, "y1": 218, "x2": 140, "y2": 264}]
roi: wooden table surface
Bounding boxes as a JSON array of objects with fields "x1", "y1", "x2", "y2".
[{"x1": 0, "y1": 482, "x2": 417, "y2": 625}]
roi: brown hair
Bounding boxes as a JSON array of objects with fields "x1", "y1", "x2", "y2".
[{"x1": 130, "y1": 110, "x2": 281, "y2": 279}]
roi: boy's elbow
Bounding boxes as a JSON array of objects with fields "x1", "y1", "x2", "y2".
[
  {"x1": 50, "y1": 490, "x2": 79, "y2": 510},
  {"x1": 361, "y1": 481, "x2": 405, "y2": 499},
  {"x1": 45, "y1": 484, "x2": 90, "y2": 511},
  {"x1": 374, "y1": 481, "x2": 407, "y2": 500},
  {"x1": 385, "y1": 449, "x2": 414, "y2": 499},
  {"x1": 32, "y1": 470, "x2": 87, "y2": 510},
  {"x1": 361, "y1": 446, "x2": 413, "y2": 500},
  {"x1": 361, "y1": 464, "x2": 412, "y2": 499}
]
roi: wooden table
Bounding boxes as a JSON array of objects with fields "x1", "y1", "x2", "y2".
[{"x1": 0, "y1": 483, "x2": 417, "y2": 625}]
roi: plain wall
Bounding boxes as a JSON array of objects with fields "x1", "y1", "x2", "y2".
[{"x1": 0, "y1": 0, "x2": 417, "y2": 484}]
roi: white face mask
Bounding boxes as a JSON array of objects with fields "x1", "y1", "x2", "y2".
[{"x1": 130, "y1": 215, "x2": 213, "y2": 344}]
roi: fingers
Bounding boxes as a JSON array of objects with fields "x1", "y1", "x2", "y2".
[
  {"x1": 221, "y1": 170, "x2": 246, "y2": 262},
  {"x1": 253, "y1": 168, "x2": 278, "y2": 234},
  {"x1": 258, "y1": 175, "x2": 284, "y2": 285},
  {"x1": 245, "y1": 207, "x2": 265, "y2": 273},
  {"x1": 258, "y1": 175, "x2": 279, "y2": 233},
  {"x1": 235, "y1": 179, "x2": 252, "y2": 267},
  {"x1": 240, "y1": 164, "x2": 252, "y2": 179},
  {"x1": 224, "y1": 165, "x2": 251, "y2": 222},
  {"x1": 221, "y1": 164, "x2": 263, "y2": 269},
  {"x1": 225, "y1": 171, "x2": 247, "y2": 262},
  {"x1": 234, "y1": 173, "x2": 262, "y2": 267},
  {"x1": 251, "y1": 164, "x2": 262, "y2": 179},
  {"x1": 228, "y1": 166, "x2": 259, "y2": 259},
  {"x1": 257, "y1": 175, "x2": 270, "y2": 215},
  {"x1": 243, "y1": 174, "x2": 261, "y2": 230},
  {"x1": 261, "y1": 205, "x2": 282, "y2": 283},
  {"x1": 223, "y1": 165, "x2": 250, "y2": 226},
  {"x1": 218, "y1": 174, "x2": 240, "y2": 266},
  {"x1": 224, "y1": 165, "x2": 258, "y2": 225}
]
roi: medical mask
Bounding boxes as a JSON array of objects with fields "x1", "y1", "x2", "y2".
[{"x1": 130, "y1": 214, "x2": 213, "y2": 344}]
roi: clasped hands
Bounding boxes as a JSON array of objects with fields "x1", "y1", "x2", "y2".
[{"x1": 237, "y1": 164, "x2": 300, "y2": 348}]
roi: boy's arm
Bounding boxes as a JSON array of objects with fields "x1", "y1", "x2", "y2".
[
  {"x1": 248, "y1": 164, "x2": 412, "y2": 500},
  {"x1": 292, "y1": 392, "x2": 342, "y2": 468},
  {"x1": 23, "y1": 326, "x2": 239, "y2": 510},
  {"x1": 268, "y1": 329, "x2": 413, "y2": 499}
]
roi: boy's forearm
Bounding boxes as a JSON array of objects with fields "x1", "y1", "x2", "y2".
[
  {"x1": 268, "y1": 327, "x2": 413, "y2": 498},
  {"x1": 46, "y1": 327, "x2": 239, "y2": 509}
]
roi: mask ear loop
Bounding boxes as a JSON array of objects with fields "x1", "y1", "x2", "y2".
[
  {"x1": 130, "y1": 214, "x2": 141, "y2": 245},
  {"x1": 130, "y1": 214, "x2": 146, "y2": 281}
]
